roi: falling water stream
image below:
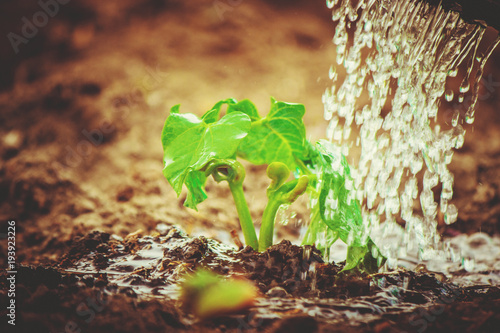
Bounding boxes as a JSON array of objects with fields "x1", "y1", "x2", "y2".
[{"x1": 322, "y1": 0, "x2": 500, "y2": 272}]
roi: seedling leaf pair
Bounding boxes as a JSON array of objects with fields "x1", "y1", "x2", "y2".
[{"x1": 161, "y1": 98, "x2": 385, "y2": 273}]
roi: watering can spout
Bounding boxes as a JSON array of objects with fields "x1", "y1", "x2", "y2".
[{"x1": 423, "y1": 0, "x2": 500, "y2": 31}]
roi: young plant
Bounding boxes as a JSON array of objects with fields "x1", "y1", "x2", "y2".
[
  {"x1": 180, "y1": 269, "x2": 258, "y2": 319},
  {"x1": 161, "y1": 98, "x2": 385, "y2": 272}
]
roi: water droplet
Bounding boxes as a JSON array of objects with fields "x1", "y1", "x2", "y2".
[
  {"x1": 364, "y1": 21, "x2": 372, "y2": 32},
  {"x1": 448, "y1": 68, "x2": 458, "y2": 77},
  {"x1": 444, "y1": 204, "x2": 458, "y2": 224},
  {"x1": 465, "y1": 113, "x2": 475, "y2": 124},
  {"x1": 303, "y1": 246, "x2": 311, "y2": 260},
  {"x1": 462, "y1": 256, "x2": 475, "y2": 272},
  {"x1": 451, "y1": 110, "x2": 460, "y2": 127},
  {"x1": 444, "y1": 150, "x2": 454, "y2": 164},
  {"x1": 403, "y1": 276, "x2": 410, "y2": 289},
  {"x1": 444, "y1": 90, "x2": 454, "y2": 102},
  {"x1": 459, "y1": 80, "x2": 470, "y2": 93},
  {"x1": 329, "y1": 65, "x2": 337, "y2": 80}
]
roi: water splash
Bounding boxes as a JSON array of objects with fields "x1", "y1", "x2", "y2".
[{"x1": 323, "y1": 0, "x2": 500, "y2": 266}]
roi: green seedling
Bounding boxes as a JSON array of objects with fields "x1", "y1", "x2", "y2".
[
  {"x1": 180, "y1": 269, "x2": 259, "y2": 319},
  {"x1": 161, "y1": 97, "x2": 385, "y2": 273}
]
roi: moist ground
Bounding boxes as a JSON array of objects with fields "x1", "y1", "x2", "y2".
[{"x1": 1, "y1": 228, "x2": 499, "y2": 332}]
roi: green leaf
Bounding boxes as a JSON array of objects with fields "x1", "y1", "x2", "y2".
[
  {"x1": 301, "y1": 204, "x2": 339, "y2": 255},
  {"x1": 202, "y1": 98, "x2": 237, "y2": 123},
  {"x1": 184, "y1": 171, "x2": 208, "y2": 210},
  {"x1": 301, "y1": 140, "x2": 383, "y2": 273},
  {"x1": 161, "y1": 104, "x2": 181, "y2": 149},
  {"x1": 161, "y1": 106, "x2": 251, "y2": 209},
  {"x1": 181, "y1": 269, "x2": 258, "y2": 319},
  {"x1": 344, "y1": 244, "x2": 367, "y2": 271},
  {"x1": 227, "y1": 99, "x2": 260, "y2": 121},
  {"x1": 313, "y1": 141, "x2": 364, "y2": 245},
  {"x1": 362, "y1": 239, "x2": 384, "y2": 273},
  {"x1": 232, "y1": 97, "x2": 307, "y2": 171}
]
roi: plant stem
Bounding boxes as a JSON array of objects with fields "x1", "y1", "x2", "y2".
[
  {"x1": 258, "y1": 199, "x2": 282, "y2": 251},
  {"x1": 228, "y1": 181, "x2": 259, "y2": 250},
  {"x1": 294, "y1": 156, "x2": 313, "y2": 176}
]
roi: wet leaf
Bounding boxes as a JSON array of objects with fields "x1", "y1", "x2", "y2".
[
  {"x1": 226, "y1": 98, "x2": 260, "y2": 121},
  {"x1": 161, "y1": 105, "x2": 251, "y2": 209},
  {"x1": 183, "y1": 171, "x2": 208, "y2": 210},
  {"x1": 229, "y1": 98, "x2": 307, "y2": 171},
  {"x1": 301, "y1": 140, "x2": 383, "y2": 273}
]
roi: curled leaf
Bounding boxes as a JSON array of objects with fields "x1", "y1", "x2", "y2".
[
  {"x1": 161, "y1": 106, "x2": 251, "y2": 209},
  {"x1": 266, "y1": 162, "x2": 290, "y2": 192}
]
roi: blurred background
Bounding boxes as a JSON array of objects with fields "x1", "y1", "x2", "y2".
[{"x1": 0, "y1": 0, "x2": 499, "y2": 265}]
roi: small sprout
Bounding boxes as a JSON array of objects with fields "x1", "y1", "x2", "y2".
[
  {"x1": 162, "y1": 98, "x2": 385, "y2": 272},
  {"x1": 259, "y1": 170, "x2": 309, "y2": 251},
  {"x1": 266, "y1": 162, "x2": 290, "y2": 192},
  {"x1": 204, "y1": 159, "x2": 245, "y2": 185},
  {"x1": 180, "y1": 270, "x2": 259, "y2": 319},
  {"x1": 283, "y1": 175, "x2": 309, "y2": 204}
]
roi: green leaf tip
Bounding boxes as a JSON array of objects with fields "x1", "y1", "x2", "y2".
[{"x1": 170, "y1": 104, "x2": 181, "y2": 114}]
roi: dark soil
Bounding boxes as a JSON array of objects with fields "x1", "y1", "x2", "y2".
[
  {"x1": 2, "y1": 227, "x2": 499, "y2": 333},
  {"x1": 1, "y1": 0, "x2": 500, "y2": 332}
]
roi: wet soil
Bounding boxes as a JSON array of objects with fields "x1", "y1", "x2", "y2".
[
  {"x1": 1, "y1": 0, "x2": 500, "y2": 332},
  {"x1": 2, "y1": 227, "x2": 500, "y2": 333}
]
